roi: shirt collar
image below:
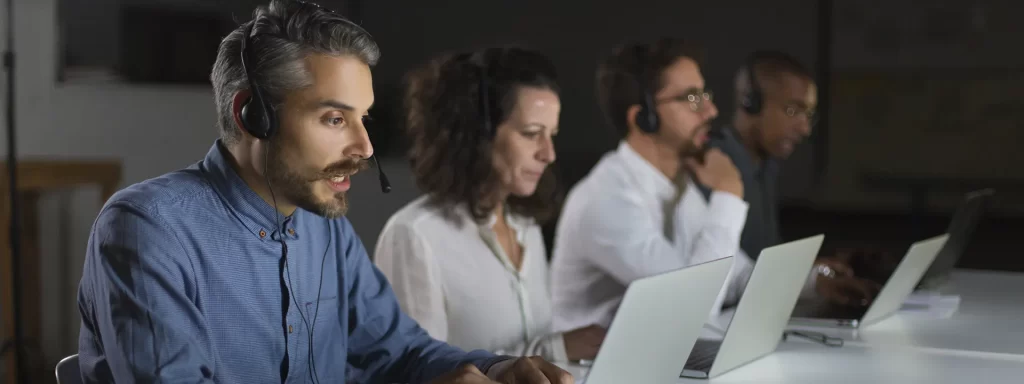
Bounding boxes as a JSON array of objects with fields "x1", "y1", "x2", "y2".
[
  {"x1": 466, "y1": 202, "x2": 533, "y2": 274},
  {"x1": 482, "y1": 205, "x2": 533, "y2": 244},
  {"x1": 450, "y1": 202, "x2": 533, "y2": 244},
  {"x1": 200, "y1": 140, "x2": 301, "y2": 241},
  {"x1": 615, "y1": 140, "x2": 676, "y2": 202}
]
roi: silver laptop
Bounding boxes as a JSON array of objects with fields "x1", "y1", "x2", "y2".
[
  {"x1": 789, "y1": 234, "x2": 949, "y2": 328},
  {"x1": 680, "y1": 235, "x2": 824, "y2": 379},
  {"x1": 582, "y1": 257, "x2": 734, "y2": 384}
]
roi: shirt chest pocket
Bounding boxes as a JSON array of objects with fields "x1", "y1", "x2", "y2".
[{"x1": 307, "y1": 296, "x2": 342, "y2": 355}]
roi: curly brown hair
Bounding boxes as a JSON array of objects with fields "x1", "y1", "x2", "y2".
[{"x1": 404, "y1": 46, "x2": 562, "y2": 223}]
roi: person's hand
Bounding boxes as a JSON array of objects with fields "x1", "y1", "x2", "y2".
[
  {"x1": 428, "y1": 364, "x2": 499, "y2": 383},
  {"x1": 563, "y1": 325, "x2": 606, "y2": 361},
  {"x1": 491, "y1": 356, "x2": 575, "y2": 384},
  {"x1": 814, "y1": 257, "x2": 882, "y2": 307},
  {"x1": 836, "y1": 247, "x2": 901, "y2": 284},
  {"x1": 686, "y1": 148, "x2": 743, "y2": 198}
]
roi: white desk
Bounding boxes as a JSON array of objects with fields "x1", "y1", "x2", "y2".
[
  {"x1": 562, "y1": 268, "x2": 1024, "y2": 383},
  {"x1": 789, "y1": 269, "x2": 1024, "y2": 356},
  {"x1": 562, "y1": 341, "x2": 1024, "y2": 384}
]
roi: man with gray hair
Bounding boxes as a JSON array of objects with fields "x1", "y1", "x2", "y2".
[{"x1": 76, "y1": 1, "x2": 572, "y2": 383}]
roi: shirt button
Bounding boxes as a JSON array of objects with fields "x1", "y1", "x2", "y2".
[
  {"x1": 289, "y1": 325, "x2": 294, "y2": 333},
  {"x1": 288, "y1": 228, "x2": 296, "y2": 235},
  {"x1": 259, "y1": 229, "x2": 267, "y2": 238}
]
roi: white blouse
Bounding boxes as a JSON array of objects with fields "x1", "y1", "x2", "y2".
[{"x1": 373, "y1": 195, "x2": 568, "y2": 362}]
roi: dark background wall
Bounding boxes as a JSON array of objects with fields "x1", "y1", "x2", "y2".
[{"x1": 7, "y1": 0, "x2": 1020, "y2": 376}]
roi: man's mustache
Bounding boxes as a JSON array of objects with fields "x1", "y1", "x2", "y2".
[{"x1": 311, "y1": 159, "x2": 370, "y2": 180}]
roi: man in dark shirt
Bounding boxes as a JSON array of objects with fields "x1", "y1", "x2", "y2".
[{"x1": 702, "y1": 51, "x2": 880, "y2": 306}]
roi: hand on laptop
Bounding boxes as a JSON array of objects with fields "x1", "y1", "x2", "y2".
[
  {"x1": 814, "y1": 258, "x2": 882, "y2": 306},
  {"x1": 489, "y1": 356, "x2": 575, "y2": 384},
  {"x1": 563, "y1": 324, "x2": 607, "y2": 361},
  {"x1": 429, "y1": 364, "x2": 499, "y2": 383},
  {"x1": 431, "y1": 357, "x2": 574, "y2": 384}
]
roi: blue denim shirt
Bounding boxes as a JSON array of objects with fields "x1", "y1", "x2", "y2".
[{"x1": 77, "y1": 141, "x2": 504, "y2": 383}]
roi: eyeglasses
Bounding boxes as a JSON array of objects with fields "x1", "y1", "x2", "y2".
[
  {"x1": 783, "y1": 104, "x2": 818, "y2": 126},
  {"x1": 657, "y1": 89, "x2": 714, "y2": 112}
]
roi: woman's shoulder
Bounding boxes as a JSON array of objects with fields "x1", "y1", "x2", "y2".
[{"x1": 381, "y1": 196, "x2": 472, "y2": 238}]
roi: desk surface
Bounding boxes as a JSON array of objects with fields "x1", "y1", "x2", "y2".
[
  {"x1": 791, "y1": 269, "x2": 1024, "y2": 356},
  {"x1": 684, "y1": 341, "x2": 1024, "y2": 384},
  {"x1": 563, "y1": 341, "x2": 1024, "y2": 384},
  {"x1": 563, "y1": 268, "x2": 1024, "y2": 383}
]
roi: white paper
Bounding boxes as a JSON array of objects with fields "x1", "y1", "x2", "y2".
[{"x1": 900, "y1": 291, "x2": 960, "y2": 318}]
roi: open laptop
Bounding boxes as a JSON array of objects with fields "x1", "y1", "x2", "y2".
[
  {"x1": 679, "y1": 235, "x2": 824, "y2": 379},
  {"x1": 581, "y1": 257, "x2": 734, "y2": 384},
  {"x1": 789, "y1": 234, "x2": 949, "y2": 328},
  {"x1": 917, "y1": 189, "x2": 993, "y2": 289}
]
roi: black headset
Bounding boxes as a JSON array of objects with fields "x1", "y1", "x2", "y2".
[
  {"x1": 238, "y1": 3, "x2": 391, "y2": 193},
  {"x1": 239, "y1": 21, "x2": 278, "y2": 139},
  {"x1": 457, "y1": 51, "x2": 495, "y2": 138},
  {"x1": 740, "y1": 53, "x2": 764, "y2": 115},
  {"x1": 632, "y1": 45, "x2": 660, "y2": 134},
  {"x1": 478, "y1": 62, "x2": 494, "y2": 138}
]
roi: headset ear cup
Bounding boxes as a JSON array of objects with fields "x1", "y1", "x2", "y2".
[
  {"x1": 254, "y1": 96, "x2": 274, "y2": 138},
  {"x1": 635, "y1": 105, "x2": 657, "y2": 134},
  {"x1": 240, "y1": 96, "x2": 270, "y2": 139},
  {"x1": 260, "y1": 96, "x2": 278, "y2": 138},
  {"x1": 750, "y1": 93, "x2": 762, "y2": 114},
  {"x1": 742, "y1": 92, "x2": 761, "y2": 115},
  {"x1": 742, "y1": 56, "x2": 763, "y2": 115},
  {"x1": 635, "y1": 105, "x2": 649, "y2": 133},
  {"x1": 640, "y1": 107, "x2": 659, "y2": 133},
  {"x1": 636, "y1": 95, "x2": 659, "y2": 134}
]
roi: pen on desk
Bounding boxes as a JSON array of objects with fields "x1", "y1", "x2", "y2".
[{"x1": 782, "y1": 330, "x2": 844, "y2": 347}]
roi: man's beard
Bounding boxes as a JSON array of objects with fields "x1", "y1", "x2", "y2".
[
  {"x1": 679, "y1": 122, "x2": 711, "y2": 160},
  {"x1": 264, "y1": 141, "x2": 369, "y2": 219}
]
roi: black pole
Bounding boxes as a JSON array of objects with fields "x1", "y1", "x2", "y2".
[
  {"x1": 814, "y1": 0, "x2": 833, "y2": 185},
  {"x1": 4, "y1": 0, "x2": 27, "y2": 381}
]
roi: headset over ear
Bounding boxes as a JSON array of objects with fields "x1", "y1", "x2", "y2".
[
  {"x1": 477, "y1": 55, "x2": 495, "y2": 138},
  {"x1": 456, "y1": 50, "x2": 495, "y2": 138},
  {"x1": 740, "y1": 54, "x2": 764, "y2": 115},
  {"x1": 239, "y1": 20, "x2": 278, "y2": 140},
  {"x1": 631, "y1": 45, "x2": 659, "y2": 134}
]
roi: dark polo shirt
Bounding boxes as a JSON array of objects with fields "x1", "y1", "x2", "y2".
[{"x1": 698, "y1": 126, "x2": 781, "y2": 260}]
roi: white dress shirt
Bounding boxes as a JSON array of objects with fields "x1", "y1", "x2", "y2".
[
  {"x1": 374, "y1": 195, "x2": 568, "y2": 362},
  {"x1": 550, "y1": 141, "x2": 758, "y2": 332}
]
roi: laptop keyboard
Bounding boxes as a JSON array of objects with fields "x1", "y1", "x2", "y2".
[{"x1": 684, "y1": 339, "x2": 722, "y2": 372}]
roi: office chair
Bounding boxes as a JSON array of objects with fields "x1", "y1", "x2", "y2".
[{"x1": 55, "y1": 354, "x2": 81, "y2": 384}]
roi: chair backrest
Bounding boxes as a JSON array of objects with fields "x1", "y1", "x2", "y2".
[{"x1": 55, "y1": 354, "x2": 82, "y2": 384}]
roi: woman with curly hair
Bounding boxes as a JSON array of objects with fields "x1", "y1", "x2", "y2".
[{"x1": 374, "y1": 46, "x2": 605, "y2": 363}]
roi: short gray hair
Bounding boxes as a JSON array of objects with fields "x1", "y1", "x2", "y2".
[{"x1": 210, "y1": 0, "x2": 380, "y2": 145}]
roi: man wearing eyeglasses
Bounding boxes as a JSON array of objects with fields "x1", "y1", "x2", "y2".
[
  {"x1": 550, "y1": 38, "x2": 751, "y2": 332},
  {"x1": 702, "y1": 51, "x2": 880, "y2": 307}
]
